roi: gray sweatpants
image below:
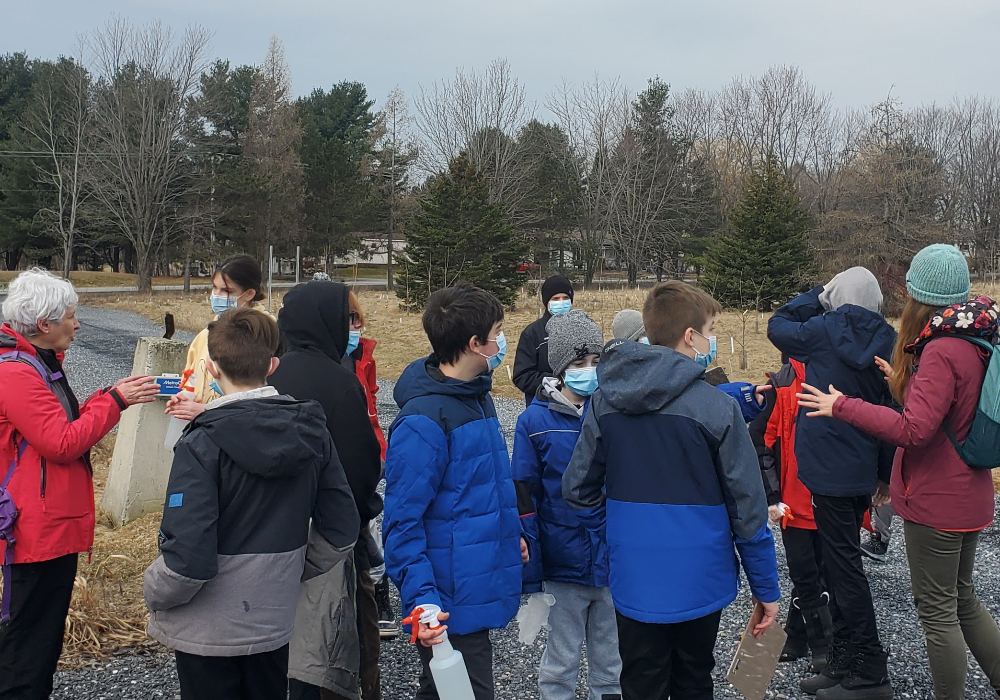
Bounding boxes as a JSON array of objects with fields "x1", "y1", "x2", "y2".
[
  {"x1": 540, "y1": 581, "x2": 622, "y2": 700},
  {"x1": 871, "y1": 503, "x2": 895, "y2": 544}
]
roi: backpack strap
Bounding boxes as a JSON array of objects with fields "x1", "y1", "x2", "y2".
[
  {"x1": 0, "y1": 350, "x2": 74, "y2": 422},
  {"x1": 933, "y1": 336, "x2": 996, "y2": 456}
]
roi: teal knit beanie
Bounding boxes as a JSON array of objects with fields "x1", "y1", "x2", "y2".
[{"x1": 906, "y1": 244, "x2": 970, "y2": 306}]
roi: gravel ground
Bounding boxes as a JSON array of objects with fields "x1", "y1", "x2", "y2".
[{"x1": 32, "y1": 306, "x2": 1000, "y2": 699}]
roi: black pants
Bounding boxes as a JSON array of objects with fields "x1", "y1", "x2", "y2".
[
  {"x1": 812, "y1": 494, "x2": 884, "y2": 658},
  {"x1": 781, "y1": 525, "x2": 826, "y2": 607},
  {"x1": 174, "y1": 645, "x2": 289, "y2": 700},
  {"x1": 616, "y1": 609, "x2": 722, "y2": 700},
  {"x1": 0, "y1": 553, "x2": 77, "y2": 700},
  {"x1": 416, "y1": 629, "x2": 493, "y2": 700}
]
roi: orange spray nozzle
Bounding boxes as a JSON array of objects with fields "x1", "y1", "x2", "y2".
[
  {"x1": 178, "y1": 368, "x2": 195, "y2": 392},
  {"x1": 402, "y1": 606, "x2": 425, "y2": 645}
]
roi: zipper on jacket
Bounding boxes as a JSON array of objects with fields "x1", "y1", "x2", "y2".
[{"x1": 40, "y1": 457, "x2": 47, "y2": 500}]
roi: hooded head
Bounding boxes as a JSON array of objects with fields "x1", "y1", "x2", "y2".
[
  {"x1": 278, "y1": 281, "x2": 349, "y2": 362},
  {"x1": 611, "y1": 309, "x2": 645, "y2": 341},
  {"x1": 819, "y1": 267, "x2": 883, "y2": 314},
  {"x1": 541, "y1": 275, "x2": 574, "y2": 309}
]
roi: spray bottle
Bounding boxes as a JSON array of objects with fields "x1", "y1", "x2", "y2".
[{"x1": 402, "y1": 604, "x2": 474, "y2": 700}]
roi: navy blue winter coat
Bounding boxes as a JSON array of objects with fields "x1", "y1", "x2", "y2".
[
  {"x1": 383, "y1": 356, "x2": 522, "y2": 636},
  {"x1": 563, "y1": 340, "x2": 780, "y2": 624},
  {"x1": 767, "y1": 287, "x2": 897, "y2": 497},
  {"x1": 512, "y1": 380, "x2": 609, "y2": 593}
]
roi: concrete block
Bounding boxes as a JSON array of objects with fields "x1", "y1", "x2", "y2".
[{"x1": 102, "y1": 337, "x2": 188, "y2": 526}]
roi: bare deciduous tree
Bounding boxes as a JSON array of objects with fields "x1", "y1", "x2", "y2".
[
  {"x1": 244, "y1": 36, "x2": 305, "y2": 261},
  {"x1": 414, "y1": 59, "x2": 535, "y2": 217},
  {"x1": 21, "y1": 53, "x2": 90, "y2": 278},
  {"x1": 85, "y1": 17, "x2": 211, "y2": 291},
  {"x1": 547, "y1": 77, "x2": 630, "y2": 283},
  {"x1": 373, "y1": 86, "x2": 418, "y2": 290}
]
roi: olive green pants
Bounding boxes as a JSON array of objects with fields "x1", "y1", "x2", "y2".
[{"x1": 904, "y1": 520, "x2": 1000, "y2": 699}]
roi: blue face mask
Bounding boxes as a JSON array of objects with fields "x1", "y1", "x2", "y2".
[
  {"x1": 346, "y1": 330, "x2": 361, "y2": 356},
  {"x1": 548, "y1": 299, "x2": 572, "y2": 315},
  {"x1": 693, "y1": 331, "x2": 717, "y2": 368},
  {"x1": 564, "y1": 366, "x2": 598, "y2": 396},
  {"x1": 639, "y1": 337, "x2": 650, "y2": 345},
  {"x1": 478, "y1": 332, "x2": 507, "y2": 373},
  {"x1": 209, "y1": 379, "x2": 223, "y2": 396},
  {"x1": 210, "y1": 294, "x2": 238, "y2": 315}
]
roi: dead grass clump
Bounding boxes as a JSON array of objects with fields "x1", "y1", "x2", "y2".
[{"x1": 62, "y1": 568, "x2": 154, "y2": 668}]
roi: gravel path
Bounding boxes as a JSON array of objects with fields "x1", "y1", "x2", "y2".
[{"x1": 31, "y1": 306, "x2": 1000, "y2": 699}]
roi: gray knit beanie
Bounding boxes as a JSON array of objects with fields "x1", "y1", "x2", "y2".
[
  {"x1": 906, "y1": 244, "x2": 971, "y2": 306},
  {"x1": 546, "y1": 310, "x2": 605, "y2": 376},
  {"x1": 611, "y1": 309, "x2": 645, "y2": 341}
]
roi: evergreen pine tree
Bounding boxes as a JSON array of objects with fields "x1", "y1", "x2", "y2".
[
  {"x1": 704, "y1": 156, "x2": 813, "y2": 309},
  {"x1": 397, "y1": 155, "x2": 528, "y2": 307}
]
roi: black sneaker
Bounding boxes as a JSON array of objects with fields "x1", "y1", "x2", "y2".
[{"x1": 860, "y1": 536, "x2": 888, "y2": 563}]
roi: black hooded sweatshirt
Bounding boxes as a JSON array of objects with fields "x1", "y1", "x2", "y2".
[{"x1": 269, "y1": 282, "x2": 383, "y2": 550}]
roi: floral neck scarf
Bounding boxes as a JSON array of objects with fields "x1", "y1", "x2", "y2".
[{"x1": 904, "y1": 295, "x2": 1000, "y2": 356}]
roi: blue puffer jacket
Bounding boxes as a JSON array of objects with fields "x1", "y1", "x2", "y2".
[
  {"x1": 513, "y1": 379, "x2": 609, "y2": 593},
  {"x1": 383, "y1": 356, "x2": 522, "y2": 636},
  {"x1": 563, "y1": 340, "x2": 780, "y2": 624},
  {"x1": 768, "y1": 287, "x2": 897, "y2": 497}
]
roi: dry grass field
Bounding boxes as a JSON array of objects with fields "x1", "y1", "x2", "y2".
[
  {"x1": 0, "y1": 271, "x2": 184, "y2": 288},
  {"x1": 88, "y1": 285, "x2": 782, "y2": 400}
]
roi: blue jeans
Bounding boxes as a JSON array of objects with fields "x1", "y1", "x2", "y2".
[{"x1": 540, "y1": 581, "x2": 622, "y2": 700}]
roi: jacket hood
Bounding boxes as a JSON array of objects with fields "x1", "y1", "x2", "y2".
[
  {"x1": 279, "y1": 282, "x2": 350, "y2": 362},
  {"x1": 393, "y1": 355, "x2": 493, "y2": 409},
  {"x1": 596, "y1": 338, "x2": 705, "y2": 415},
  {"x1": 822, "y1": 306, "x2": 897, "y2": 370},
  {"x1": 192, "y1": 396, "x2": 330, "y2": 478},
  {"x1": 535, "y1": 376, "x2": 584, "y2": 417}
]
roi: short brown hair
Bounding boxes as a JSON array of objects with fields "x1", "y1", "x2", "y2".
[
  {"x1": 643, "y1": 281, "x2": 722, "y2": 348},
  {"x1": 207, "y1": 308, "x2": 280, "y2": 384}
]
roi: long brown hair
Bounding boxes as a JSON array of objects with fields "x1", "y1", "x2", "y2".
[{"x1": 888, "y1": 297, "x2": 940, "y2": 403}]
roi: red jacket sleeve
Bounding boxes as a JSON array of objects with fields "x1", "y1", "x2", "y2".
[
  {"x1": 833, "y1": 343, "x2": 957, "y2": 450},
  {"x1": 0, "y1": 364, "x2": 123, "y2": 463}
]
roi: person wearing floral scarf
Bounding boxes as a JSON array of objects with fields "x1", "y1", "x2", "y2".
[{"x1": 798, "y1": 245, "x2": 1000, "y2": 700}]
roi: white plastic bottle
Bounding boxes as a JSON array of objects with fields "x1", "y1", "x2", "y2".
[{"x1": 418, "y1": 604, "x2": 475, "y2": 700}]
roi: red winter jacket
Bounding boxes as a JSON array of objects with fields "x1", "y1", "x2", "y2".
[
  {"x1": 0, "y1": 324, "x2": 125, "y2": 564},
  {"x1": 834, "y1": 337, "x2": 994, "y2": 532},
  {"x1": 764, "y1": 360, "x2": 816, "y2": 530},
  {"x1": 354, "y1": 337, "x2": 387, "y2": 461}
]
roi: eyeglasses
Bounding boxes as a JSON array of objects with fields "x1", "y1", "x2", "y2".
[{"x1": 349, "y1": 312, "x2": 360, "y2": 325}]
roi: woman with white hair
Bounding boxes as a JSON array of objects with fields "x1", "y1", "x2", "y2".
[{"x1": 0, "y1": 268, "x2": 158, "y2": 699}]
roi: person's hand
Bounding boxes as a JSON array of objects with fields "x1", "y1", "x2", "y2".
[
  {"x1": 114, "y1": 375, "x2": 159, "y2": 406},
  {"x1": 755, "y1": 384, "x2": 773, "y2": 407},
  {"x1": 873, "y1": 480, "x2": 891, "y2": 507},
  {"x1": 796, "y1": 383, "x2": 843, "y2": 418},
  {"x1": 874, "y1": 356, "x2": 893, "y2": 379},
  {"x1": 768, "y1": 505, "x2": 784, "y2": 524},
  {"x1": 752, "y1": 599, "x2": 779, "y2": 638},
  {"x1": 521, "y1": 537, "x2": 530, "y2": 564},
  {"x1": 416, "y1": 610, "x2": 450, "y2": 647},
  {"x1": 165, "y1": 392, "x2": 205, "y2": 421}
]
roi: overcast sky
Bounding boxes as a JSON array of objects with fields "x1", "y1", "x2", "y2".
[{"x1": 5, "y1": 0, "x2": 999, "y2": 116}]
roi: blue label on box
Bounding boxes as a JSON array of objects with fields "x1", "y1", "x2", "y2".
[{"x1": 154, "y1": 376, "x2": 183, "y2": 396}]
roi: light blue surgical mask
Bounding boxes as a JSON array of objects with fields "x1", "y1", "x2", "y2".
[
  {"x1": 564, "y1": 366, "x2": 598, "y2": 396},
  {"x1": 639, "y1": 337, "x2": 650, "y2": 345},
  {"x1": 209, "y1": 379, "x2": 223, "y2": 396},
  {"x1": 210, "y1": 294, "x2": 238, "y2": 315},
  {"x1": 693, "y1": 331, "x2": 717, "y2": 368},
  {"x1": 346, "y1": 330, "x2": 361, "y2": 356},
  {"x1": 478, "y1": 332, "x2": 507, "y2": 373},
  {"x1": 548, "y1": 299, "x2": 572, "y2": 315}
]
